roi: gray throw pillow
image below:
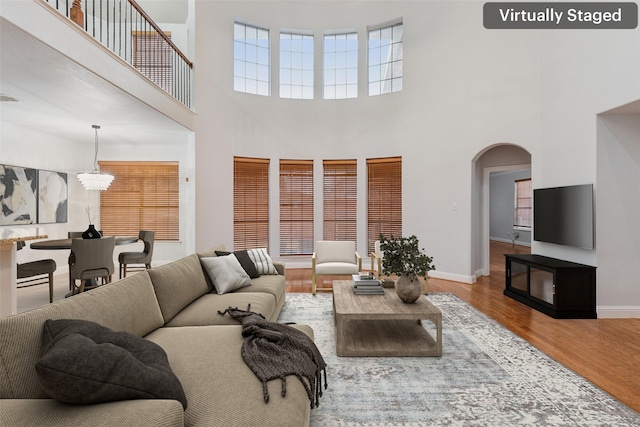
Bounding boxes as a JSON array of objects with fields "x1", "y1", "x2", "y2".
[
  {"x1": 215, "y1": 249, "x2": 260, "y2": 278},
  {"x1": 201, "y1": 255, "x2": 252, "y2": 294},
  {"x1": 35, "y1": 319, "x2": 187, "y2": 409}
]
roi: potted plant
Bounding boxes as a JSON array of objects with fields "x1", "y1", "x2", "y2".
[{"x1": 379, "y1": 234, "x2": 435, "y2": 303}]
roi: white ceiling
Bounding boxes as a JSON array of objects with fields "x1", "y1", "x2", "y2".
[{"x1": 0, "y1": 1, "x2": 191, "y2": 146}]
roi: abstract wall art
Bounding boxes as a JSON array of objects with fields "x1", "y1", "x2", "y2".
[
  {"x1": 38, "y1": 169, "x2": 68, "y2": 223},
  {"x1": 0, "y1": 164, "x2": 38, "y2": 225}
]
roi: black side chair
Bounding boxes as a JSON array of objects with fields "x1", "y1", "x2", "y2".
[
  {"x1": 118, "y1": 230, "x2": 155, "y2": 279},
  {"x1": 16, "y1": 241, "x2": 57, "y2": 303}
]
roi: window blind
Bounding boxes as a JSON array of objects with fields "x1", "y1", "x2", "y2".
[
  {"x1": 99, "y1": 161, "x2": 179, "y2": 241},
  {"x1": 234, "y1": 157, "x2": 270, "y2": 251},
  {"x1": 280, "y1": 159, "x2": 314, "y2": 255},
  {"x1": 323, "y1": 159, "x2": 357, "y2": 242},
  {"x1": 367, "y1": 157, "x2": 402, "y2": 253},
  {"x1": 133, "y1": 31, "x2": 173, "y2": 94}
]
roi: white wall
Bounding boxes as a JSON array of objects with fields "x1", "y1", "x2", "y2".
[
  {"x1": 534, "y1": 29, "x2": 640, "y2": 317},
  {"x1": 596, "y1": 113, "x2": 640, "y2": 317},
  {"x1": 1, "y1": 123, "x2": 95, "y2": 269},
  {"x1": 194, "y1": 1, "x2": 541, "y2": 282},
  {"x1": 535, "y1": 30, "x2": 640, "y2": 266}
]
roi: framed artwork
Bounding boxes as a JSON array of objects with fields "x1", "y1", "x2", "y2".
[
  {"x1": 0, "y1": 164, "x2": 38, "y2": 225},
  {"x1": 38, "y1": 169, "x2": 68, "y2": 223}
]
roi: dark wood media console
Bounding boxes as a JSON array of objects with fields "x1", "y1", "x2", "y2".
[{"x1": 504, "y1": 254, "x2": 597, "y2": 319}]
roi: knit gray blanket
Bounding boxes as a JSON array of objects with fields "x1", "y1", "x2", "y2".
[{"x1": 218, "y1": 306, "x2": 327, "y2": 408}]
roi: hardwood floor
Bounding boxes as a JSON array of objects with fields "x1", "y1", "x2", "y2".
[{"x1": 286, "y1": 241, "x2": 640, "y2": 413}]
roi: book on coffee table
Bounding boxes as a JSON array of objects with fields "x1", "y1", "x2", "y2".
[{"x1": 352, "y1": 274, "x2": 384, "y2": 295}]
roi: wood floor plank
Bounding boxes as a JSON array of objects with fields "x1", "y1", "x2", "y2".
[{"x1": 285, "y1": 241, "x2": 640, "y2": 413}]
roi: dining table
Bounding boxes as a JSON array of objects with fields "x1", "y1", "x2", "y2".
[{"x1": 30, "y1": 236, "x2": 139, "y2": 250}]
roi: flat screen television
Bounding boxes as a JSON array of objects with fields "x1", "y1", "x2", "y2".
[{"x1": 533, "y1": 184, "x2": 594, "y2": 250}]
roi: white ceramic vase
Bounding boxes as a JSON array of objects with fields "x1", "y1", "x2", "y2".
[{"x1": 395, "y1": 274, "x2": 422, "y2": 303}]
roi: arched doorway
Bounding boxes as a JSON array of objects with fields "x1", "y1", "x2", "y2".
[{"x1": 471, "y1": 144, "x2": 532, "y2": 278}]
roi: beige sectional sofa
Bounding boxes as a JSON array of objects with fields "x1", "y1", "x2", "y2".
[{"x1": 0, "y1": 245, "x2": 314, "y2": 427}]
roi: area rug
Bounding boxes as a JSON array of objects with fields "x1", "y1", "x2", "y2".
[{"x1": 277, "y1": 292, "x2": 640, "y2": 426}]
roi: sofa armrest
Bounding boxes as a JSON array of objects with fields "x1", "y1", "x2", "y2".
[
  {"x1": 273, "y1": 260, "x2": 286, "y2": 276},
  {"x1": 0, "y1": 399, "x2": 184, "y2": 427}
]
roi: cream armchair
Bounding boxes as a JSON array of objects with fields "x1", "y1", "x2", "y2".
[
  {"x1": 312, "y1": 240, "x2": 362, "y2": 294},
  {"x1": 370, "y1": 240, "x2": 383, "y2": 276}
]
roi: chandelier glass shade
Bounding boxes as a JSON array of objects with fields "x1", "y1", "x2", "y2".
[{"x1": 77, "y1": 125, "x2": 114, "y2": 191}]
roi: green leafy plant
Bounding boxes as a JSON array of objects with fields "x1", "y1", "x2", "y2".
[{"x1": 379, "y1": 234, "x2": 435, "y2": 281}]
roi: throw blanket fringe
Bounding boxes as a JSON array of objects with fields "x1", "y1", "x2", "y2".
[{"x1": 218, "y1": 305, "x2": 327, "y2": 408}]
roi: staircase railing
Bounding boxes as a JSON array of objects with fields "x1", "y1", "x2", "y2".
[{"x1": 43, "y1": 0, "x2": 193, "y2": 108}]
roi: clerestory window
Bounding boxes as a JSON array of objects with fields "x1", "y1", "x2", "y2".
[
  {"x1": 280, "y1": 32, "x2": 314, "y2": 99},
  {"x1": 234, "y1": 22, "x2": 270, "y2": 96},
  {"x1": 368, "y1": 21, "x2": 403, "y2": 96},
  {"x1": 323, "y1": 32, "x2": 358, "y2": 99}
]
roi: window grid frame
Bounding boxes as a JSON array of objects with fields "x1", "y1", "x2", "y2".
[
  {"x1": 234, "y1": 22, "x2": 271, "y2": 97},
  {"x1": 368, "y1": 21, "x2": 403, "y2": 96},
  {"x1": 323, "y1": 32, "x2": 358, "y2": 100},
  {"x1": 280, "y1": 31, "x2": 314, "y2": 100}
]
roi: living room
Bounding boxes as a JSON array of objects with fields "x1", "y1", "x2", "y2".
[{"x1": 1, "y1": 0, "x2": 639, "y2": 424}]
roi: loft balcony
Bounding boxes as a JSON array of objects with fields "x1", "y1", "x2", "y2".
[{"x1": 40, "y1": 0, "x2": 193, "y2": 109}]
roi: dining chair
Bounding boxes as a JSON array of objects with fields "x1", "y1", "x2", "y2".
[
  {"x1": 311, "y1": 240, "x2": 362, "y2": 294},
  {"x1": 69, "y1": 237, "x2": 115, "y2": 295},
  {"x1": 118, "y1": 230, "x2": 155, "y2": 279},
  {"x1": 16, "y1": 241, "x2": 57, "y2": 303},
  {"x1": 66, "y1": 231, "x2": 84, "y2": 290}
]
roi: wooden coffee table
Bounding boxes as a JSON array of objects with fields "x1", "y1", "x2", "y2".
[{"x1": 332, "y1": 280, "x2": 442, "y2": 357}]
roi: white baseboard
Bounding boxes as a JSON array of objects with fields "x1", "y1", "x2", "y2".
[
  {"x1": 429, "y1": 270, "x2": 476, "y2": 284},
  {"x1": 490, "y1": 237, "x2": 531, "y2": 247},
  {"x1": 596, "y1": 306, "x2": 640, "y2": 318}
]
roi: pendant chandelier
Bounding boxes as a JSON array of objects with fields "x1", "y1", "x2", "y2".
[{"x1": 77, "y1": 125, "x2": 114, "y2": 191}]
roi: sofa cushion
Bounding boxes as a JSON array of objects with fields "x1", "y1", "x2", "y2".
[
  {"x1": 201, "y1": 255, "x2": 252, "y2": 294},
  {"x1": 215, "y1": 250, "x2": 260, "y2": 278},
  {"x1": 35, "y1": 319, "x2": 187, "y2": 409},
  {"x1": 145, "y1": 325, "x2": 313, "y2": 427},
  {"x1": 315, "y1": 262, "x2": 360, "y2": 275},
  {"x1": 247, "y1": 248, "x2": 278, "y2": 275},
  {"x1": 196, "y1": 244, "x2": 227, "y2": 259},
  {"x1": 148, "y1": 254, "x2": 211, "y2": 323},
  {"x1": 164, "y1": 292, "x2": 279, "y2": 326},
  {"x1": 0, "y1": 272, "x2": 164, "y2": 400},
  {"x1": 0, "y1": 399, "x2": 184, "y2": 427},
  {"x1": 232, "y1": 274, "x2": 286, "y2": 316}
]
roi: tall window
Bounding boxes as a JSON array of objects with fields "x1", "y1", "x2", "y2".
[
  {"x1": 234, "y1": 22, "x2": 270, "y2": 96},
  {"x1": 323, "y1": 160, "x2": 357, "y2": 241},
  {"x1": 234, "y1": 157, "x2": 270, "y2": 250},
  {"x1": 367, "y1": 157, "x2": 402, "y2": 253},
  {"x1": 99, "y1": 161, "x2": 179, "y2": 241},
  {"x1": 280, "y1": 32, "x2": 314, "y2": 99},
  {"x1": 324, "y1": 32, "x2": 358, "y2": 99},
  {"x1": 368, "y1": 21, "x2": 403, "y2": 96},
  {"x1": 515, "y1": 178, "x2": 532, "y2": 228},
  {"x1": 133, "y1": 31, "x2": 173, "y2": 94},
  {"x1": 280, "y1": 160, "x2": 314, "y2": 255}
]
